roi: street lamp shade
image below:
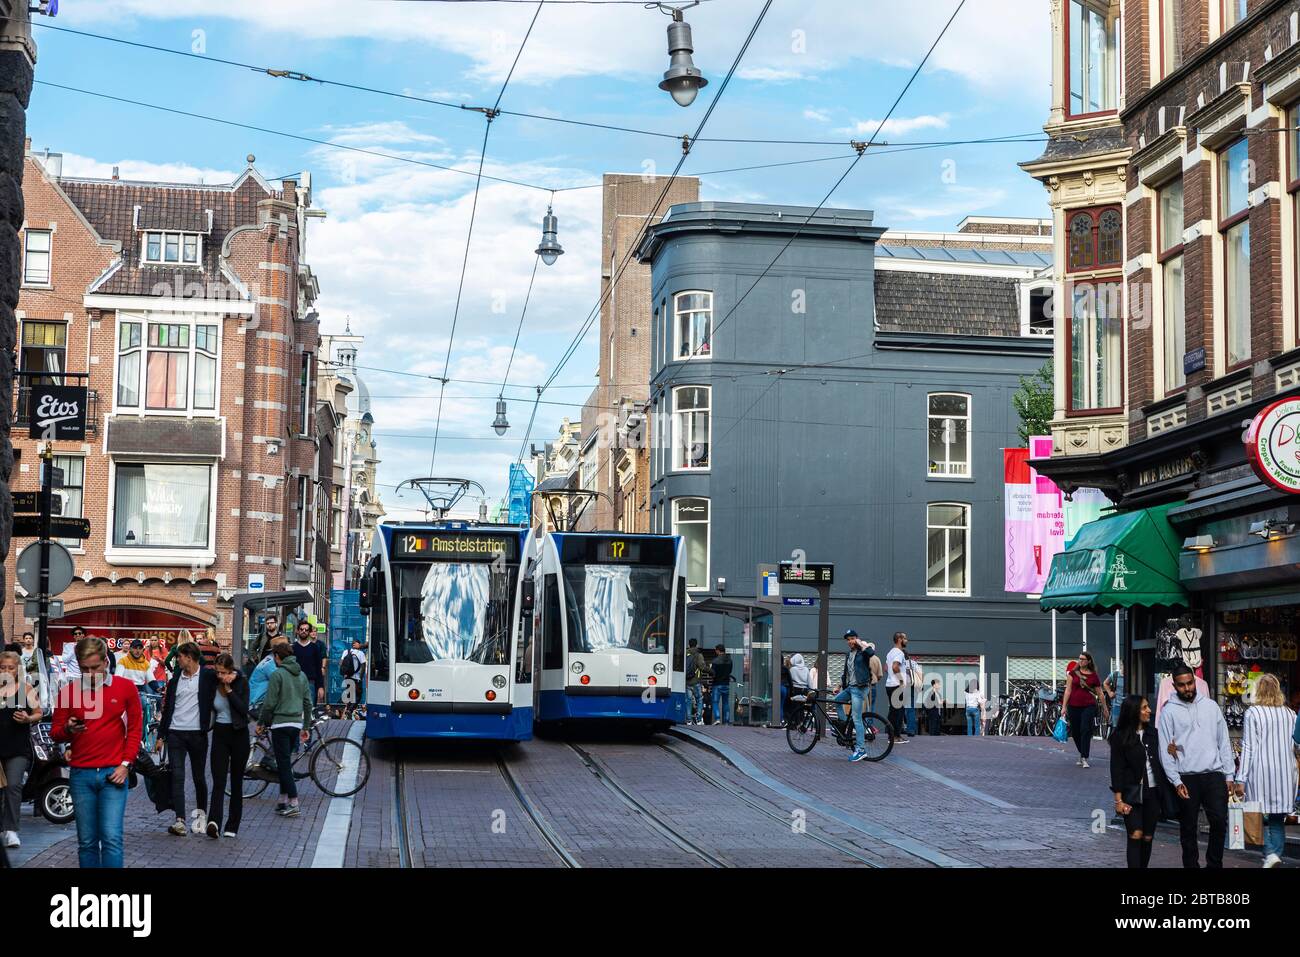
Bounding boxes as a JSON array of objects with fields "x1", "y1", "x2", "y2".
[
  {"x1": 658, "y1": 13, "x2": 707, "y2": 107},
  {"x1": 492, "y1": 398, "x2": 510, "y2": 436},
  {"x1": 535, "y1": 206, "x2": 564, "y2": 265}
]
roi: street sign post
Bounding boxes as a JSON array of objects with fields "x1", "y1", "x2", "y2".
[
  {"x1": 12, "y1": 515, "x2": 89, "y2": 539},
  {"x1": 13, "y1": 491, "x2": 61, "y2": 515},
  {"x1": 23, "y1": 599, "x2": 63, "y2": 620},
  {"x1": 777, "y1": 560, "x2": 835, "y2": 695},
  {"x1": 16, "y1": 540, "x2": 74, "y2": 595},
  {"x1": 782, "y1": 596, "x2": 816, "y2": 607}
]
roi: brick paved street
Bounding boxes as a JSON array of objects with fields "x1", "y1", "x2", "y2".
[{"x1": 11, "y1": 722, "x2": 1293, "y2": 869}]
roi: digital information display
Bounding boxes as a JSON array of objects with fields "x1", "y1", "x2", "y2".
[
  {"x1": 394, "y1": 533, "x2": 518, "y2": 562},
  {"x1": 560, "y1": 535, "x2": 676, "y2": 567},
  {"x1": 778, "y1": 561, "x2": 834, "y2": 586}
]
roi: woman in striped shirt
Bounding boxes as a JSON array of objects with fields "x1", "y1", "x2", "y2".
[{"x1": 1233, "y1": 674, "x2": 1299, "y2": 868}]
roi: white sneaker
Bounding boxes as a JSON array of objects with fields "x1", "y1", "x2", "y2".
[
  {"x1": 1081, "y1": 759, "x2": 1090, "y2": 768},
  {"x1": 1264, "y1": 853, "x2": 1282, "y2": 868},
  {"x1": 3, "y1": 830, "x2": 19, "y2": 849},
  {"x1": 190, "y1": 811, "x2": 208, "y2": 835},
  {"x1": 1076, "y1": 757, "x2": 1084, "y2": 767}
]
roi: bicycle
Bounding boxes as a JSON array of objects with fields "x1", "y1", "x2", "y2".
[
  {"x1": 784, "y1": 689, "x2": 895, "y2": 761},
  {"x1": 229, "y1": 709, "x2": 370, "y2": 799}
]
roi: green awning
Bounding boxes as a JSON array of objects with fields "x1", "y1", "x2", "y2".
[{"x1": 1039, "y1": 502, "x2": 1189, "y2": 612}]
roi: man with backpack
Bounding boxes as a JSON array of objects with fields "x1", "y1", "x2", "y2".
[
  {"x1": 684, "y1": 639, "x2": 710, "y2": 726},
  {"x1": 339, "y1": 639, "x2": 366, "y2": 717},
  {"x1": 835, "y1": 629, "x2": 875, "y2": 762}
]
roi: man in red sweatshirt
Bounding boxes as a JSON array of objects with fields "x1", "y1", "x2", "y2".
[{"x1": 51, "y1": 636, "x2": 142, "y2": 868}]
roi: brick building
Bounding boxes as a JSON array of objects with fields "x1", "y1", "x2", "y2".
[
  {"x1": 6, "y1": 144, "x2": 330, "y2": 657},
  {"x1": 574, "y1": 173, "x2": 698, "y2": 533},
  {"x1": 1029, "y1": 2, "x2": 1300, "y2": 721}
]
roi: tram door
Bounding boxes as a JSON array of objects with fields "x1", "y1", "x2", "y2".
[{"x1": 532, "y1": 571, "x2": 564, "y2": 715}]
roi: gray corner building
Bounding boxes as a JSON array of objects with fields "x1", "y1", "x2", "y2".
[{"x1": 636, "y1": 202, "x2": 1087, "y2": 716}]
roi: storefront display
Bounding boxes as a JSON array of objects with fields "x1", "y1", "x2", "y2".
[{"x1": 1216, "y1": 607, "x2": 1299, "y2": 763}]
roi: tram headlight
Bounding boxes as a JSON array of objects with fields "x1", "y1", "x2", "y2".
[
  {"x1": 579, "y1": 674, "x2": 591, "y2": 685},
  {"x1": 398, "y1": 673, "x2": 413, "y2": 688},
  {"x1": 492, "y1": 675, "x2": 507, "y2": 689},
  {"x1": 570, "y1": 661, "x2": 584, "y2": 674},
  {"x1": 653, "y1": 663, "x2": 666, "y2": 675}
]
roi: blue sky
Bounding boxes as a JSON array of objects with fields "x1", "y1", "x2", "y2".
[{"x1": 29, "y1": 0, "x2": 1052, "y2": 517}]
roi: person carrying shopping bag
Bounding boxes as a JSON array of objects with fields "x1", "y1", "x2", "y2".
[{"x1": 1232, "y1": 674, "x2": 1298, "y2": 868}]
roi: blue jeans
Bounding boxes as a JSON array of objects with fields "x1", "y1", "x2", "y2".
[
  {"x1": 69, "y1": 766, "x2": 128, "y2": 869},
  {"x1": 711, "y1": 683, "x2": 731, "y2": 725},
  {"x1": 833, "y1": 686, "x2": 867, "y2": 752},
  {"x1": 685, "y1": 683, "x2": 703, "y2": 721},
  {"x1": 1264, "y1": 813, "x2": 1287, "y2": 859},
  {"x1": 905, "y1": 706, "x2": 918, "y2": 736},
  {"x1": 965, "y1": 707, "x2": 981, "y2": 735}
]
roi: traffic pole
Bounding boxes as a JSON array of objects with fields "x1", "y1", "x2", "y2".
[{"x1": 37, "y1": 443, "x2": 53, "y2": 658}]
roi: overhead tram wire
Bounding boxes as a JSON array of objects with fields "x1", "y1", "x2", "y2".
[
  {"x1": 427, "y1": 0, "x2": 546, "y2": 474},
  {"x1": 20, "y1": 19, "x2": 1043, "y2": 152}
]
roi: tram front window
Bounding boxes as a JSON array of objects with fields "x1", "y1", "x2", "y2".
[
  {"x1": 395, "y1": 562, "x2": 516, "y2": 665},
  {"x1": 563, "y1": 564, "x2": 672, "y2": 654}
]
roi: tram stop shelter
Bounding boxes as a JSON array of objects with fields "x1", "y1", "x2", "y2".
[
  {"x1": 231, "y1": 589, "x2": 314, "y2": 671},
  {"x1": 686, "y1": 596, "x2": 782, "y2": 727}
]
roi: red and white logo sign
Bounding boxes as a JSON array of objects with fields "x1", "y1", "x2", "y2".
[{"x1": 1245, "y1": 398, "x2": 1300, "y2": 493}]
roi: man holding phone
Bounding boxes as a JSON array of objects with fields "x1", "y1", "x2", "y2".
[{"x1": 51, "y1": 636, "x2": 142, "y2": 868}]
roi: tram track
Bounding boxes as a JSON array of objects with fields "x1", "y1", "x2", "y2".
[
  {"x1": 655, "y1": 742, "x2": 884, "y2": 868},
  {"x1": 393, "y1": 753, "x2": 413, "y2": 869},
  {"x1": 565, "y1": 741, "x2": 730, "y2": 868},
  {"x1": 495, "y1": 754, "x2": 582, "y2": 868}
]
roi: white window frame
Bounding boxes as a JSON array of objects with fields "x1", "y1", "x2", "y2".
[
  {"x1": 295, "y1": 475, "x2": 310, "y2": 562},
  {"x1": 52, "y1": 453, "x2": 86, "y2": 554},
  {"x1": 141, "y1": 230, "x2": 203, "y2": 266},
  {"x1": 672, "y1": 384, "x2": 711, "y2": 472},
  {"x1": 22, "y1": 228, "x2": 52, "y2": 286},
  {"x1": 672, "y1": 496, "x2": 710, "y2": 592},
  {"x1": 103, "y1": 457, "x2": 218, "y2": 566},
  {"x1": 926, "y1": 502, "x2": 971, "y2": 598},
  {"x1": 927, "y1": 393, "x2": 972, "y2": 478},
  {"x1": 673, "y1": 290, "x2": 713, "y2": 361},
  {"x1": 298, "y1": 352, "x2": 313, "y2": 437},
  {"x1": 112, "y1": 312, "x2": 222, "y2": 417}
]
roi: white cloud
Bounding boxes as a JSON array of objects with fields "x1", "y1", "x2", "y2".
[
  {"x1": 319, "y1": 122, "x2": 444, "y2": 147},
  {"x1": 736, "y1": 67, "x2": 806, "y2": 83},
  {"x1": 876, "y1": 184, "x2": 1010, "y2": 224},
  {"x1": 835, "y1": 114, "x2": 949, "y2": 140},
  {"x1": 803, "y1": 108, "x2": 832, "y2": 123},
  {"x1": 56, "y1": 151, "x2": 239, "y2": 185}
]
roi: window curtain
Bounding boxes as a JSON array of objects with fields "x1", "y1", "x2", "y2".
[{"x1": 114, "y1": 463, "x2": 210, "y2": 548}]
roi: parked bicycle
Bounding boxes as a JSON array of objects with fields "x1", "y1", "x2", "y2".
[
  {"x1": 231, "y1": 709, "x2": 369, "y2": 799},
  {"x1": 784, "y1": 690, "x2": 895, "y2": 761}
]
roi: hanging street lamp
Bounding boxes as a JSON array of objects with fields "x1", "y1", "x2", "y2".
[
  {"x1": 535, "y1": 206, "x2": 564, "y2": 265},
  {"x1": 492, "y1": 398, "x2": 510, "y2": 436},
  {"x1": 656, "y1": 3, "x2": 707, "y2": 107}
]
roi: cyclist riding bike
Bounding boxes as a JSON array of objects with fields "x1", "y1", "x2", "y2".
[{"x1": 834, "y1": 630, "x2": 875, "y2": 763}]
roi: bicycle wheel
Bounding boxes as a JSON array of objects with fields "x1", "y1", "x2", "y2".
[
  {"x1": 1002, "y1": 710, "x2": 1024, "y2": 737},
  {"x1": 310, "y1": 736, "x2": 370, "y2": 797},
  {"x1": 784, "y1": 705, "x2": 823, "y2": 754},
  {"x1": 857, "y1": 712, "x2": 895, "y2": 762},
  {"x1": 231, "y1": 742, "x2": 271, "y2": 799}
]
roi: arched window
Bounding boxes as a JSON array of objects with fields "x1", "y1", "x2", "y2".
[
  {"x1": 1098, "y1": 209, "x2": 1123, "y2": 264},
  {"x1": 1069, "y1": 213, "x2": 1095, "y2": 271}
]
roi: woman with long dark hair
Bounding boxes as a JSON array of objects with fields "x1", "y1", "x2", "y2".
[
  {"x1": 206, "y1": 653, "x2": 251, "y2": 839},
  {"x1": 1109, "y1": 694, "x2": 1168, "y2": 868},
  {"x1": 1063, "y1": 652, "x2": 1104, "y2": 767}
]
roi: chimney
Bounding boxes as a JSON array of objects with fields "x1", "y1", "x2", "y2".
[
  {"x1": 35, "y1": 148, "x2": 62, "y2": 178},
  {"x1": 111, "y1": 166, "x2": 119, "y2": 181}
]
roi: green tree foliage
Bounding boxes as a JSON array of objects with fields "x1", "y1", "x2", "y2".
[{"x1": 1012, "y1": 361, "x2": 1053, "y2": 446}]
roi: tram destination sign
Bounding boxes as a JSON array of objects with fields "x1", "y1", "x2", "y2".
[
  {"x1": 394, "y1": 532, "x2": 518, "y2": 561},
  {"x1": 778, "y1": 561, "x2": 834, "y2": 586},
  {"x1": 560, "y1": 535, "x2": 676, "y2": 567}
]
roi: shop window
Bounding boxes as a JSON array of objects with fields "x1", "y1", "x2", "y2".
[
  {"x1": 1158, "y1": 177, "x2": 1185, "y2": 392},
  {"x1": 1066, "y1": 206, "x2": 1122, "y2": 272},
  {"x1": 672, "y1": 497, "x2": 710, "y2": 591},
  {"x1": 926, "y1": 503, "x2": 970, "y2": 597},
  {"x1": 1219, "y1": 138, "x2": 1251, "y2": 369},
  {"x1": 1067, "y1": 0, "x2": 1119, "y2": 116},
  {"x1": 927, "y1": 393, "x2": 971, "y2": 477},
  {"x1": 112, "y1": 462, "x2": 212, "y2": 549}
]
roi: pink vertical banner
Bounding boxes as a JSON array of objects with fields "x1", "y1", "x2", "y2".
[
  {"x1": 1030, "y1": 436, "x2": 1066, "y2": 590},
  {"x1": 1005, "y1": 439, "x2": 1067, "y2": 594}
]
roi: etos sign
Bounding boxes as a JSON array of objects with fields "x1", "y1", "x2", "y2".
[
  {"x1": 1245, "y1": 398, "x2": 1300, "y2": 493},
  {"x1": 28, "y1": 384, "x2": 87, "y2": 440}
]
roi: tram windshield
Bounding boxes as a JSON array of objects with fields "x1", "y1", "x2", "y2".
[
  {"x1": 563, "y1": 564, "x2": 672, "y2": 655},
  {"x1": 395, "y1": 562, "x2": 516, "y2": 665}
]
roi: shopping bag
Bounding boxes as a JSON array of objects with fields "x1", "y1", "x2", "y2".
[
  {"x1": 1227, "y1": 799, "x2": 1245, "y2": 850},
  {"x1": 1051, "y1": 716, "x2": 1069, "y2": 743},
  {"x1": 1243, "y1": 801, "x2": 1263, "y2": 846}
]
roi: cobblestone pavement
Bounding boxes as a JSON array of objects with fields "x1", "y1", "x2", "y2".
[
  {"x1": 680, "y1": 725, "x2": 1291, "y2": 869},
  {"x1": 12, "y1": 720, "x2": 1292, "y2": 868}
]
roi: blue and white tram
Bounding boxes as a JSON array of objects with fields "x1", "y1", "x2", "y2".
[
  {"x1": 531, "y1": 532, "x2": 687, "y2": 729},
  {"x1": 361, "y1": 522, "x2": 536, "y2": 741}
]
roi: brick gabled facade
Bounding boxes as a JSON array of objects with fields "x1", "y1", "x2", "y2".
[{"x1": 6, "y1": 146, "x2": 329, "y2": 655}]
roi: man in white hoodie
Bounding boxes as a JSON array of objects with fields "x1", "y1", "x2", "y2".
[{"x1": 1156, "y1": 664, "x2": 1236, "y2": 868}]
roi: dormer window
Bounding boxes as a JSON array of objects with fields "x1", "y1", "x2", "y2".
[{"x1": 143, "y1": 231, "x2": 201, "y2": 265}]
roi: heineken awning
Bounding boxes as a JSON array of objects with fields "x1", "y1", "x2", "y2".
[{"x1": 1039, "y1": 502, "x2": 1189, "y2": 612}]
